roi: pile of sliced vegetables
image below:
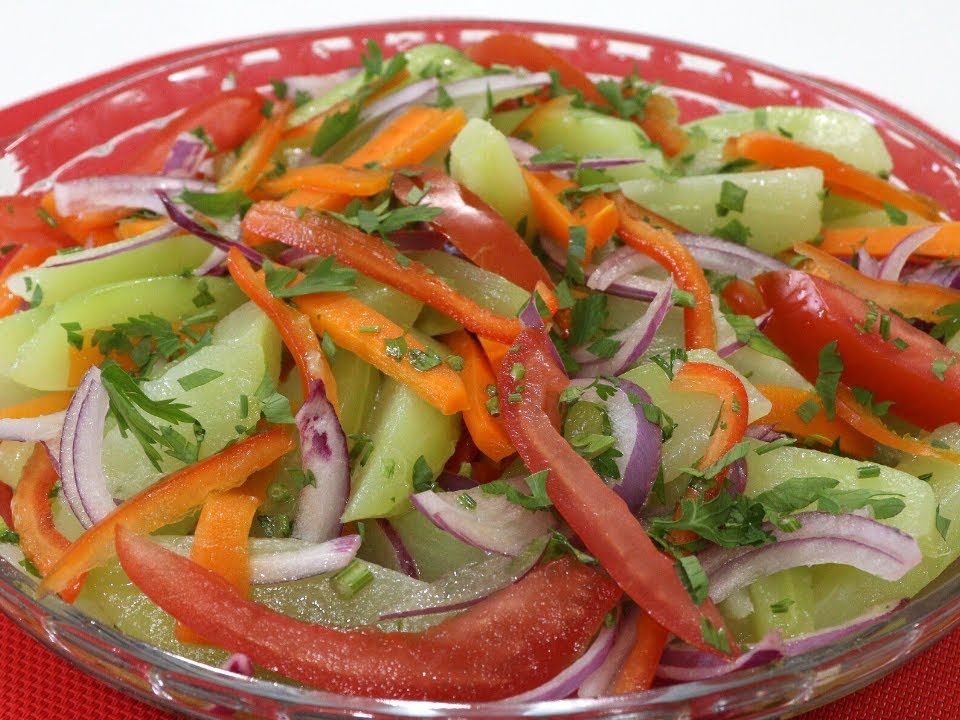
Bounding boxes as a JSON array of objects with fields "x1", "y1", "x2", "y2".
[{"x1": 0, "y1": 33, "x2": 958, "y2": 704}]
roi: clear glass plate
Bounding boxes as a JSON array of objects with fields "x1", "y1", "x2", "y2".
[{"x1": 1, "y1": 19, "x2": 958, "y2": 720}]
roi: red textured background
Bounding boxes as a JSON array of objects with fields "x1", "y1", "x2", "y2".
[{"x1": 2, "y1": 32, "x2": 960, "y2": 720}]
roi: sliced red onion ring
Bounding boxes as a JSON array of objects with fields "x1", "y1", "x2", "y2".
[
  {"x1": 161, "y1": 133, "x2": 208, "y2": 177},
  {"x1": 677, "y1": 233, "x2": 788, "y2": 279},
  {"x1": 588, "y1": 245, "x2": 656, "y2": 292},
  {"x1": 192, "y1": 248, "x2": 229, "y2": 277},
  {"x1": 360, "y1": 78, "x2": 440, "y2": 124},
  {"x1": 855, "y1": 246, "x2": 881, "y2": 279},
  {"x1": 699, "y1": 512, "x2": 922, "y2": 603},
  {"x1": 0, "y1": 412, "x2": 65, "y2": 443},
  {"x1": 718, "y1": 310, "x2": 771, "y2": 358},
  {"x1": 378, "y1": 536, "x2": 547, "y2": 621},
  {"x1": 501, "y1": 615, "x2": 619, "y2": 702},
  {"x1": 410, "y1": 482, "x2": 556, "y2": 556},
  {"x1": 578, "y1": 605, "x2": 639, "y2": 698},
  {"x1": 782, "y1": 599, "x2": 906, "y2": 655},
  {"x1": 507, "y1": 137, "x2": 540, "y2": 164},
  {"x1": 377, "y1": 519, "x2": 419, "y2": 579},
  {"x1": 59, "y1": 366, "x2": 117, "y2": 528},
  {"x1": 656, "y1": 629, "x2": 785, "y2": 683},
  {"x1": 53, "y1": 176, "x2": 214, "y2": 216},
  {"x1": 291, "y1": 380, "x2": 349, "y2": 544},
  {"x1": 32, "y1": 222, "x2": 178, "y2": 272},
  {"x1": 903, "y1": 261, "x2": 960, "y2": 288},
  {"x1": 877, "y1": 226, "x2": 942, "y2": 281},
  {"x1": 526, "y1": 157, "x2": 648, "y2": 173},
  {"x1": 518, "y1": 294, "x2": 546, "y2": 329},
  {"x1": 573, "y1": 277, "x2": 674, "y2": 377},
  {"x1": 250, "y1": 534, "x2": 359, "y2": 584},
  {"x1": 436, "y1": 471, "x2": 477, "y2": 492},
  {"x1": 444, "y1": 71, "x2": 552, "y2": 100},
  {"x1": 275, "y1": 246, "x2": 315, "y2": 267},
  {"x1": 725, "y1": 458, "x2": 748, "y2": 497},
  {"x1": 157, "y1": 191, "x2": 265, "y2": 267},
  {"x1": 744, "y1": 423, "x2": 784, "y2": 442}
]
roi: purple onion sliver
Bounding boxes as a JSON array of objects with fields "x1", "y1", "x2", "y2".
[
  {"x1": 58, "y1": 370, "x2": 96, "y2": 528},
  {"x1": 378, "y1": 519, "x2": 419, "y2": 579},
  {"x1": 783, "y1": 599, "x2": 907, "y2": 656},
  {"x1": 609, "y1": 379, "x2": 661, "y2": 512},
  {"x1": 856, "y1": 246, "x2": 882, "y2": 278},
  {"x1": 507, "y1": 137, "x2": 540, "y2": 164},
  {"x1": 249, "y1": 534, "x2": 360, "y2": 584},
  {"x1": 378, "y1": 597, "x2": 482, "y2": 621},
  {"x1": 161, "y1": 133, "x2": 208, "y2": 177},
  {"x1": 656, "y1": 630, "x2": 785, "y2": 683},
  {"x1": 518, "y1": 294, "x2": 545, "y2": 330},
  {"x1": 40, "y1": 222, "x2": 178, "y2": 269},
  {"x1": 526, "y1": 157, "x2": 647, "y2": 173},
  {"x1": 0, "y1": 413, "x2": 66, "y2": 443},
  {"x1": 725, "y1": 458, "x2": 748, "y2": 496},
  {"x1": 157, "y1": 191, "x2": 266, "y2": 267},
  {"x1": 436, "y1": 471, "x2": 477, "y2": 492},
  {"x1": 71, "y1": 368, "x2": 119, "y2": 525},
  {"x1": 877, "y1": 225, "x2": 942, "y2": 281},
  {"x1": 744, "y1": 423, "x2": 783, "y2": 442},
  {"x1": 53, "y1": 175, "x2": 215, "y2": 216},
  {"x1": 192, "y1": 247, "x2": 229, "y2": 277},
  {"x1": 578, "y1": 606, "x2": 639, "y2": 698},
  {"x1": 717, "y1": 340, "x2": 745, "y2": 358}
]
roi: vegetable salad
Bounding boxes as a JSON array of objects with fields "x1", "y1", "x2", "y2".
[{"x1": 0, "y1": 33, "x2": 958, "y2": 701}]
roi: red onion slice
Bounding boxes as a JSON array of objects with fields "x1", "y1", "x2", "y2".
[
  {"x1": 0, "y1": 412, "x2": 65, "y2": 443},
  {"x1": 161, "y1": 133, "x2": 208, "y2": 177},
  {"x1": 444, "y1": 71, "x2": 552, "y2": 99},
  {"x1": 587, "y1": 245, "x2": 656, "y2": 292},
  {"x1": 578, "y1": 605, "x2": 639, "y2": 698},
  {"x1": 903, "y1": 261, "x2": 960, "y2": 288},
  {"x1": 410, "y1": 482, "x2": 556, "y2": 556},
  {"x1": 656, "y1": 629, "x2": 785, "y2": 683},
  {"x1": 700, "y1": 512, "x2": 922, "y2": 603},
  {"x1": 436, "y1": 471, "x2": 477, "y2": 492},
  {"x1": 360, "y1": 78, "x2": 440, "y2": 124},
  {"x1": 744, "y1": 423, "x2": 784, "y2": 442},
  {"x1": 157, "y1": 191, "x2": 265, "y2": 267},
  {"x1": 855, "y1": 246, "x2": 882, "y2": 279},
  {"x1": 507, "y1": 137, "x2": 540, "y2": 164},
  {"x1": 53, "y1": 176, "x2": 214, "y2": 216},
  {"x1": 677, "y1": 233, "x2": 787, "y2": 279},
  {"x1": 192, "y1": 247, "x2": 229, "y2": 277},
  {"x1": 573, "y1": 277, "x2": 674, "y2": 377},
  {"x1": 291, "y1": 380, "x2": 350, "y2": 544},
  {"x1": 377, "y1": 519, "x2": 419, "y2": 579},
  {"x1": 877, "y1": 226, "x2": 942, "y2": 281},
  {"x1": 34, "y1": 222, "x2": 178, "y2": 271},
  {"x1": 249, "y1": 534, "x2": 360, "y2": 584},
  {"x1": 526, "y1": 157, "x2": 648, "y2": 173},
  {"x1": 782, "y1": 599, "x2": 907, "y2": 656}
]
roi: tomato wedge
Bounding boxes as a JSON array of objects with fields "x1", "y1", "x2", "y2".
[
  {"x1": 0, "y1": 195, "x2": 74, "y2": 249},
  {"x1": 721, "y1": 278, "x2": 767, "y2": 318},
  {"x1": 756, "y1": 269, "x2": 960, "y2": 431},
  {"x1": 392, "y1": 169, "x2": 553, "y2": 293},
  {"x1": 497, "y1": 327, "x2": 736, "y2": 655},
  {"x1": 116, "y1": 527, "x2": 620, "y2": 701}
]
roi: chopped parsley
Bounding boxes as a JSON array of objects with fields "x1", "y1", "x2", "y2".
[
  {"x1": 770, "y1": 598, "x2": 795, "y2": 614},
  {"x1": 722, "y1": 311, "x2": 789, "y2": 362},
  {"x1": 716, "y1": 180, "x2": 748, "y2": 216},
  {"x1": 850, "y1": 386, "x2": 893, "y2": 417},
  {"x1": 711, "y1": 218, "x2": 752, "y2": 245},
  {"x1": 445, "y1": 354, "x2": 464, "y2": 371},
  {"x1": 411, "y1": 455, "x2": 435, "y2": 493},
  {"x1": 676, "y1": 554, "x2": 710, "y2": 605},
  {"x1": 384, "y1": 336, "x2": 409, "y2": 361},
  {"x1": 311, "y1": 102, "x2": 362, "y2": 156},
  {"x1": 409, "y1": 347, "x2": 442, "y2": 372},
  {"x1": 177, "y1": 368, "x2": 223, "y2": 392},
  {"x1": 36, "y1": 207, "x2": 58, "y2": 227},
  {"x1": 178, "y1": 189, "x2": 252, "y2": 220},
  {"x1": 932, "y1": 356, "x2": 956, "y2": 381},
  {"x1": 814, "y1": 341, "x2": 843, "y2": 420},
  {"x1": 331, "y1": 559, "x2": 374, "y2": 599},
  {"x1": 883, "y1": 202, "x2": 908, "y2": 225},
  {"x1": 481, "y1": 470, "x2": 552, "y2": 510},
  {"x1": 254, "y1": 375, "x2": 295, "y2": 424},
  {"x1": 262, "y1": 257, "x2": 356, "y2": 298},
  {"x1": 931, "y1": 303, "x2": 960, "y2": 344},
  {"x1": 795, "y1": 398, "x2": 820, "y2": 424},
  {"x1": 270, "y1": 79, "x2": 288, "y2": 100},
  {"x1": 61, "y1": 322, "x2": 84, "y2": 351},
  {"x1": 936, "y1": 505, "x2": 952, "y2": 540},
  {"x1": 568, "y1": 293, "x2": 607, "y2": 346},
  {"x1": 327, "y1": 196, "x2": 443, "y2": 237}
]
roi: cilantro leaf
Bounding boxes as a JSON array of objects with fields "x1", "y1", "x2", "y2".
[
  {"x1": 311, "y1": 102, "x2": 361, "y2": 157},
  {"x1": 177, "y1": 368, "x2": 224, "y2": 392},
  {"x1": 481, "y1": 470, "x2": 553, "y2": 510},
  {"x1": 568, "y1": 293, "x2": 607, "y2": 346},
  {"x1": 254, "y1": 375, "x2": 295, "y2": 424},
  {"x1": 716, "y1": 180, "x2": 747, "y2": 216},
  {"x1": 411, "y1": 455, "x2": 435, "y2": 492},
  {"x1": 722, "y1": 311, "x2": 789, "y2": 362},
  {"x1": 814, "y1": 341, "x2": 843, "y2": 420},
  {"x1": 178, "y1": 189, "x2": 252, "y2": 220},
  {"x1": 263, "y1": 257, "x2": 356, "y2": 299},
  {"x1": 676, "y1": 554, "x2": 710, "y2": 605}
]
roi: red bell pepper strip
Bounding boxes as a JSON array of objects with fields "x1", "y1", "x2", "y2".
[
  {"x1": 611, "y1": 610, "x2": 670, "y2": 694},
  {"x1": 721, "y1": 278, "x2": 767, "y2": 317},
  {"x1": 0, "y1": 481, "x2": 12, "y2": 530},
  {"x1": 497, "y1": 327, "x2": 736, "y2": 655},
  {"x1": 116, "y1": 526, "x2": 621, "y2": 701},
  {"x1": 38, "y1": 428, "x2": 294, "y2": 599},
  {"x1": 129, "y1": 89, "x2": 265, "y2": 174},
  {"x1": 10, "y1": 445, "x2": 84, "y2": 602},
  {"x1": 612, "y1": 192, "x2": 717, "y2": 350},
  {"x1": 242, "y1": 201, "x2": 523, "y2": 344},
  {"x1": 0, "y1": 195, "x2": 75, "y2": 249},
  {"x1": 392, "y1": 168, "x2": 553, "y2": 293},
  {"x1": 756, "y1": 268, "x2": 960, "y2": 431}
]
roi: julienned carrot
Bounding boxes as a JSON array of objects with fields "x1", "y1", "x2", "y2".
[
  {"x1": 441, "y1": 331, "x2": 514, "y2": 461},
  {"x1": 39, "y1": 193, "x2": 129, "y2": 245},
  {"x1": 479, "y1": 337, "x2": 510, "y2": 374},
  {"x1": 115, "y1": 217, "x2": 169, "y2": 240},
  {"x1": 0, "y1": 392, "x2": 73, "y2": 419},
  {"x1": 724, "y1": 131, "x2": 943, "y2": 221},
  {"x1": 836, "y1": 386, "x2": 960, "y2": 464},
  {"x1": 755, "y1": 383, "x2": 875, "y2": 458},
  {"x1": 38, "y1": 428, "x2": 295, "y2": 599},
  {"x1": 611, "y1": 610, "x2": 669, "y2": 694},
  {"x1": 820, "y1": 223, "x2": 960, "y2": 259},
  {"x1": 612, "y1": 193, "x2": 717, "y2": 350},
  {"x1": 225, "y1": 248, "x2": 338, "y2": 408},
  {"x1": 521, "y1": 169, "x2": 617, "y2": 259},
  {"x1": 10, "y1": 445, "x2": 84, "y2": 603},
  {"x1": 637, "y1": 94, "x2": 688, "y2": 159},
  {"x1": 218, "y1": 102, "x2": 291, "y2": 193},
  {"x1": 260, "y1": 164, "x2": 392, "y2": 197},
  {"x1": 242, "y1": 201, "x2": 522, "y2": 345},
  {"x1": 277, "y1": 189, "x2": 344, "y2": 213},
  {"x1": 175, "y1": 468, "x2": 272, "y2": 644},
  {"x1": 295, "y1": 292, "x2": 469, "y2": 415},
  {"x1": 0, "y1": 244, "x2": 61, "y2": 318}
]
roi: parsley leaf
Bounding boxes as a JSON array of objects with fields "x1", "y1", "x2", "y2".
[
  {"x1": 311, "y1": 102, "x2": 362, "y2": 157},
  {"x1": 177, "y1": 368, "x2": 223, "y2": 392},
  {"x1": 254, "y1": 375, "x2": 295, "y2": 424},
  {"x1": 178, "y1": 189, "x2": 252, "y2": 220},
  {"x1": 850, "y1": 386, "x2": 893, "y2": 417},
  {"x1": 716, "y1": 180, "x2": 747, "y2": 216},
  {"x1": 263, "y1": 257, "x2": 356, "y2": 298},
  {"x1": 722, "y1": 311, "x2": 789, "y2": 362},
  {"x1": 936, "y1": 504, "x2": 952, "y2": 540},
  {"x1": 412, "y1": 455, "x2": 435, "y2": 492},
  {"x1": 932, "y1": 303, "x2": 960, "y2": 344},
  {"x1": 932, "y1": 356, "x2": 957, "y2": 381},
  {"x1": 676, "y1": 554, "x2": 710, "y2": 605},
  {"x1": 814, "y1": 341, "x2": 843, "y2": 420},
  {"x1": 568, "y1": 293, "x2": 607, "y2": 346},
  {"x1": 711, "y1": 218, "x2": 752, "y2": 245},
  {"x1": 327, "y1": 197, "x2": 443, "y2": 238},
  {"x1": 481, "y1": 470, "x2": 553, "y2": 510},
  {"x1": 883, "y1": 202, "x2": 908, "y2": 226}
]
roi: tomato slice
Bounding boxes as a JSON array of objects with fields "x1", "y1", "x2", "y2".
[
  {"x1": 392, "y1": 169, "x2": 553, "y2": 293},
  {"x1": 721, "y1": 278, "x2": 767, "y2": 317},
  {"x1": 756, "y1": 269, "x2": 960, "y2": 431},
  {"x1": 0, "y1": 195, "x2": 74, "y2": 250},
  {"x1": 116, "y1": 527, "x2": 620, "y2": 701},
  {"x1": 497, "y1": 327, "x2": 737, "y2": 656}
]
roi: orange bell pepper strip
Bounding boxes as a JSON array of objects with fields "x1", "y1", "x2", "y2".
[
  {"x1": 637, "y1": 94, "x2": 689, "y2": 159},
  {"x1": 260, "y1": 164, "x2": 393, "y2": 198},
  {"x1": 754, "y1": 383, "x2": 876, "y2": 458},
  {"x1": 479, "y1": 337, "x2": 511, "y2": 374},
  {"x1": 39, "y1": 193, "x2": 130, "y2": 245},
  {"x1": 724, "y1": 131, "x2": 943, "y2": 221},
  {"x1": 0, "y1": 195, "x2": 75, "y2": 248},
  {"x1": 218, "y1": 102, "x2": 291, "y2": 193},
  {"x1": 38, "y1": 428, "x2": 294, "y2": 599},
  {"x1": 0, "y1": 392, "x2": 73, "y2": 419},
  {"x1": 795, "y1": 241, "x2": 960, "y2": 323},
  {"x1": 611, "y1": 610, "x2": 670, "y2": 694},
  {"x1": 613, "y1": 192, "x2": 717, "y2": 350},
  {"x1": 242, "y1": 201, "x2": 522, "y2": 345},
  {"x1": 294, "y1": 293, "x2": 469, "y2": 416},
  {"x1": 521, "y1": 169, "x2": 617, "y2": 260},
  {"x1": 175, "y1": 468, "x2": 272, "y2": 644},
  {"x1": 0, "y1": 243, "x2": 61, "y2": 318},
  {"x1": 10, "y1": 445, "x2": 84, "y2": 603},
  {"x1": 441, "y1": 331, "x2": 514, "y2": 462},
  {"x1": 819, "y1": 223, "x2": 960, "y2": 260},
  {"x1": 225, "y1": 248, "x2": 337, "y2": 406},
  {"x1": 835, "y1": 385, "x2": 960, "y2": 464},
  {"x1": 115, "y1": 217, "x2": 169, "y2": 240}
]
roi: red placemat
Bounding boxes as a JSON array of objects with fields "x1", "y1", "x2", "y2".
[{"x1": 2, "y1": 32, "x2": 960, "y2": 720}]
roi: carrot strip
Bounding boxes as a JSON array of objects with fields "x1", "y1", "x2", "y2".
[
  {"x1": 796, "y1": 241, "x2": 960, "y2": 323},
  {"x1": 282, "y1": 99, "x2": 352, "y2": 143},
  {"x1": 724, "y1": 131, "x2": 943, "y2": 221},
  {"x1": 243, "y1": 201, "x2": 522, "y2": 344},
  {"x1": 260, "y1": 164, "x2": 392, "y2": 197},
  {"x1": 277, "y1": 188, "x2": 345, "y2": 212},
  {"x1": 294, "y1": 293, "x2": 469, "y2": 415},
  {"x1": 755, "y1": 383, "x2": 875, "y2": 458},
  {"x1": 820, "y1": 223, "x2": 960, "y2": 259},
  {"x1": 10, "y1": 445, "x2": 84, "y2": 602},
  {"x1": 39, "y1": 193, "x2": 129, "y2": 244},
  {"x1": 441, "y1": 331, "x2": 514, "y2": 461},
  {"x1": 637, "y1": 94, "x2": 688, "y2": 159},
  {"x1": 347, "y1": 106, "x2": 466, "y2": 169},
  {"x1": 611, "y1": 610, "x2": 670, "y2": 694},
  {"x1": 479, "y1": 337, "x2": 510, "y2": 374},
  {"x1": 0, "y1": 244, "x2": 60, "y2": 318},
  {"x1": 0, "y1": 392, "x2": 73, "y2": 419},
  {"x1": 612, "y1": 192, "x2": 717, "y2": 350},
  {"x1": 115, "y1": 217, "x2": 169, "y2": 240},
  {"x1": 218, "y1": 102, "x2": 290, "y2": 193},
  {"x1": 225, "y1": 248, "x2": 337, "y2": 407},
  {"x1": 521, "y1": 170, "x2": 616, "y2": 259},
  {"x1": 38, "y1": 428, "x2": 295, "y2": 599},
  {"x1": 836, "y1": 386, "x2": 960, "y2": 464}
]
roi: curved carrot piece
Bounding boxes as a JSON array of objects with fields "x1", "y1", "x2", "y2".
[
  {"x1": 39, "y1": 193, "x2": 129, "y2": 245},
  {"x1": 724, "y1": 131, "x2": 943, "y2": 221},
  {"x1": 441, "y1": 331, "x2": 514, "y2": 461},
  {"x1": 218, "y1": 102, "x2": 290, "y2": 193},
  {"x1": 0, "y1": 392, "x2": 74, "y2": 419},
  {"x1": 820, "y1": 223, "x2": 960, "y2": 259},
  {"x1": 115, "y1": 217, "x2": 169, "y2": 240},
  {"x1": 10, "y1": 445, "x2": 84, "y2": 602},
  {"x1": 754, "y1": 383, "x2": 875, "y2": 458},
  {"x1": 38, "y1": 428, "x2": 295, "y2": 599},
  {"x1": 260, "y1": 164, "x2": 392, "y2": 197}
]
